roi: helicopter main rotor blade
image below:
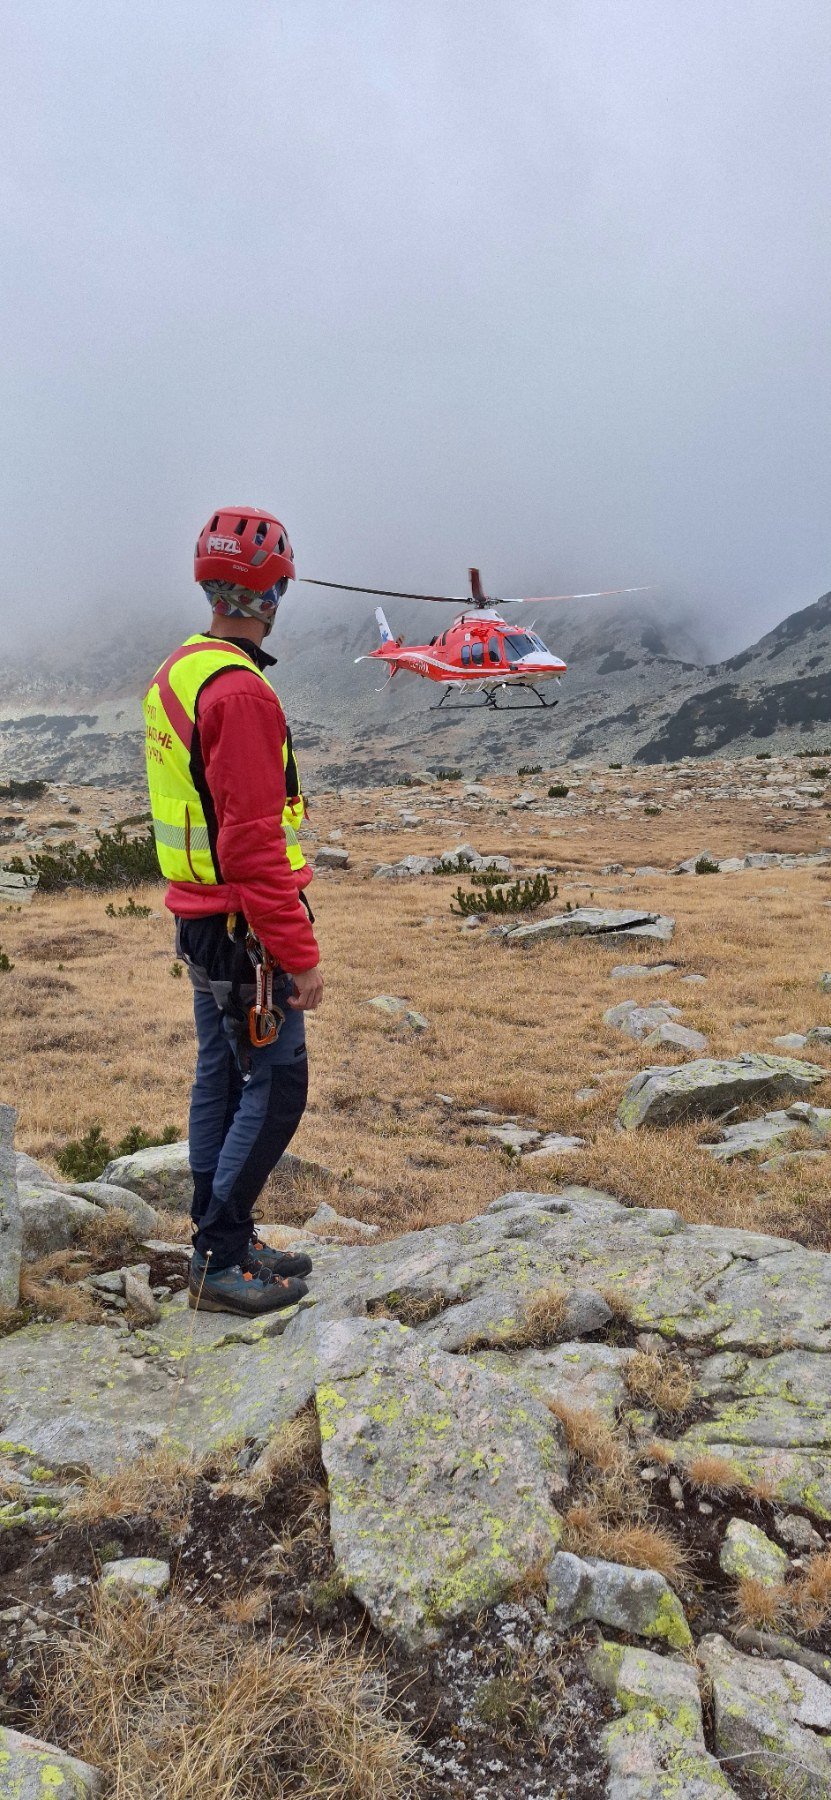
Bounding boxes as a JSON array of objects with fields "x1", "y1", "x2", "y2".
[
  {"x1": 498, "y1": 585, "x2": 654, "y2": 605},
  {"x1": 301, "y1": 578, "x2": 468, "y2": 602}
]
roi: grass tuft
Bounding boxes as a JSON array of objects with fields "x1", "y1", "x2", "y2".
[
  {"x1": 624, "y1": 1347, "x2": 696, "y2": 1420},
  {"x1": 36, "y1": 1590, "x2": 413, "y2": 1800}
]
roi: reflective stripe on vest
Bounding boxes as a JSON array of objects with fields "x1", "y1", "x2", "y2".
[{"x1": 143, "y1": 635, "x2": 308, "y2": 884}]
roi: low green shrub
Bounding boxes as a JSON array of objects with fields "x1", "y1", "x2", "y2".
[
  {"x1": 5, "y1": 824, "x2": 158, "y2": 892},
  {"x1": 434, "y1": 767, "x2": 463, "y2": 781},
  {"x1": 56, "y1": 1121, "x2": 179, "y2": 1183},
  {"x1": 0, "y1": 948, "x2": 13, "y2": 973},
  {"x1": 548, "y1": 783, "x2": 569, "y2": 798},
  {"x1": 0, "y1": 778, "x2": 47, "y2": 801},
  {"x1": 518, "y1": 763, "x2": 542, "y2": 776},
  {"x1": 105, "y1": 896, "x2": 152, "y2": 920},
  {"x1": 695, "y1": 855, "x2": 720, "y2": 874},
  {"x1": 451, "y1": 872, "x2": 553, "y2": 916},
  {"x1": 809, "y1": 766, "x2": 829, "y2": 780}
]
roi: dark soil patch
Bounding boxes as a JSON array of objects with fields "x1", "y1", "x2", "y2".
[{"x1": 648, "y1": 1471, "x2": 831, "y2": 1655}]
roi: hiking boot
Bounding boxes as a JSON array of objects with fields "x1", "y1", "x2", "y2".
[
  {"x1": 248, "y1": 1232, "x2": 313, "y2": 1280},
  {"x1": 189, "y1": 1251, "x2": 308, "y2": 1316}
]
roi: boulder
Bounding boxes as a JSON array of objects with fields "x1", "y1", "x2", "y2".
[
  {"x1": 603, "y1": 999, "x2": 682, "y2": 1041},
  {"x1": 589, "y1": 1640, "x2": 732, "y2": 1799},
  {"x1": 644, "y1": 1021, "x2": 710, "y2": 1054},
  {"x1": 303, "y1": 1201, "x2": 380, "y2": 1239},
  {"x1": 70, "y1": 1181, "x2": 160, "y2": 1235},
  {"x1": 102, "y1": 1141, "x2": 193, "y2": 1210},
  {"x1": 0, "y1": 1727, "x2": 101, "y2": 1795},
  {"x1": 618, "y1": 1054, "x2": 826, "y2": 1131},
  {"x1": 316, "y1": 1317, "x2": 567, "y2": 1649},
  {"x1": 315, "y1": 844, "x2": 349, "y2": 870},
  {"x1": 20, "y1": 1186, "x2": 102, "y2": 1260},
  {"x1": 719, "y1": 1518, "x2": 788, "y2": 1585},
  {"x1": 547, "y1": 1551, "x2": 692, "y2": 1649},
  {"x1": 15, "y1": 1151, "x2": 60, "y2": 1187},
  {"x1": 0, "y1": 1105, "x2": 22, "y2": 1307},
  {"x1": 0, "y1": 868, "x2": 38, "y2": 904},
  {"x1": 367, "y1": 995, "x2": 429, "y2": 1031},
  {"x1": 474, "y1": 1339, "x2": 631, "y2": 1423},
  {"x1": 101, "y1": 1555, "x2": 170, "y2": 1597},
  {"x1": 699, "y1": 1633, "x2": 831, "y2": 1797}
]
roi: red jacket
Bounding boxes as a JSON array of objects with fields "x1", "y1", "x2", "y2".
[{"x1": 166, "y1": 656, "x2": 320, "y2": 973}]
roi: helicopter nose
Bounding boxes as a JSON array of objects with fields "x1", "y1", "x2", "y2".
[{"x1": 518, "y1": 652, "x2": 567, "y2": 675}]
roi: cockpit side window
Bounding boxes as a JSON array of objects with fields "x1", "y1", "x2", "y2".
[{"x1": 487, "y1": 636, "x2": 501, "y2": 664}]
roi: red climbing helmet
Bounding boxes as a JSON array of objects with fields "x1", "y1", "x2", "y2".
[{"x1": 194, "y1": 507, "x2": 296, "y2": 593}]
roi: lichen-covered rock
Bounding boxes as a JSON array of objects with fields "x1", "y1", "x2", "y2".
[
  {"x1": 719, "y1": 1518, "x2": 788, "y2": 1585},
  {"x1": 20, "y1": 1186, "x2": 104, "y2": 1260},
  {"x1": 588, "y1": 1640, "x2": 735, "y2": 1798},
  {"x1": 547, "y1": 1551, "x2": 692, "y2": 1650},
  {"x1": 603, "y1": 999, "x2": 683, "y2": 1041},
  {"x1": 473, "y1": 1340, "x2": 633, "y2": 1423},
  {"x1": 618, "y1": 1054, "x2": 826, "y2": 1130},
  {"x1": 315, "y1": 1317, "x2": 567, "y2": 1649},
  {"x1": 699, "y1": 1633, "x2": 831, "y2": 1797},
  {"x1": 506, "y1": 907, "x2": 674, "y2": 947},
  {"x1": 0, "y1": 1104, "x2": 22, "y2": 1307},
  {"x1": 70, "y1": 1180, "x2": 160, "y2": 1235},
  {"x1": 644, "y1": 1021, "x2": 710, "y2": 1054},
  {"x1": 101, "y1": 1555, "x2": 170, "y2": 1597},
  {"x1": 0, "y1": 1726, "x2": 102, "y2": 1795}
]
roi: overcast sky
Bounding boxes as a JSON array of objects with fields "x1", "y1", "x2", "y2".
[{"x1": 3, "y1": 0, "x2": 831, "y2": 657}]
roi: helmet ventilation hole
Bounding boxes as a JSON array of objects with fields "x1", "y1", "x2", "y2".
[
  {"x1": 210, "y1": 515, "x2": 219, "y2": 531},
  {"x1": 235, "y1": 517, "x2": 248, "y2": 534},
  {"x1": 254, "y1": 520, "x2": 269, "y2": 546}
]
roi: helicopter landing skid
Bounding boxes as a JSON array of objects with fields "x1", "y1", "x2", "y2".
[{"x1": 431, "y1": 683, "x2": 559, "y2": 712}]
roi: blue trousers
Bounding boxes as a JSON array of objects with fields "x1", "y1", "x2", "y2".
[{"x1": 177, "y1": 915, "x2": 308, "y2": 1270}]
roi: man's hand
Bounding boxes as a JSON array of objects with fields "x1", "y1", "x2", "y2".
[{"x1": 287, "y1": 966, "x2": 324, "y2": 1011}]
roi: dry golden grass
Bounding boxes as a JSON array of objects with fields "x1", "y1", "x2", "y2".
[
  {"x1": 37, "y1": 1590, "x2": 414, "y2": 1800},
  {"x1": 788, "y1": 1550, "x2": 831, "y2": 1634},
  {"x1": 547, "y1": 1401, "x2": 628, "y2": 1475},
  {"x1": 733, "y1": 1576, "x2": 789, "y2": 1632},
  {"x1": 732, "y1": 1553, "x2": 831, "y2": 1638},
  {"x1": 683, "y1": 1453, "x2": 752, "y2": 1496},
  {"x1": 506, "y1": 1282, "x2": 568, "y2": 1350},
  {"x1": 562, "y1": 1501, "x2": 689, "y2": 1588},
  {"x1": 3, "y1": 769, "x2": 831, "y2": 1251},
  {"x1": 66, "y1": 1443, "x2": 241, "y2": 1535},
  {"x1": 241, "y1": 1409, "x2": 322, "y2": 1501},
  {"x1": 624, "y1": 1348, "x2": 696, "y2": 1419}
]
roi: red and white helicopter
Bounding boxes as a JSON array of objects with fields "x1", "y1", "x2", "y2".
[{"x1": 303, "y1": 567, "x2": 650, "y2": 709}]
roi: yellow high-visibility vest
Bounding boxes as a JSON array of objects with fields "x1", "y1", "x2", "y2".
[{"x1": 143, "y1": 635, "x2": 307, "y2": 884}]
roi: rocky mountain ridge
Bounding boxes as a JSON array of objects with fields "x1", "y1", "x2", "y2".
[{"x1": 1, "y1": 589, "x2": 830, "y2": 786}]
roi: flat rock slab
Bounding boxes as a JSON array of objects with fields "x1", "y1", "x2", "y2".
[
  {"x1": 505, "y1": 908, "x2": 675, "y2": 947},
  {"x1": 473, "y1": 1341, "x2": 634, "y2": 1423},
  {"x1": 618, "y1": 1054, "x2": 826, "y2": 1129},
  {"x1": 316, "y1": 1317, "x2": 567, "y2": 1649},
  {"x1": 4, "y1": 1189, "x2": 831, "y2": 1533},
  {"x1": 699, "y1": 1633, "x2": 831, "y2": 1797},
  {"x1": 0, "y1": 1727, "x2": 101, "y2": 1795}
]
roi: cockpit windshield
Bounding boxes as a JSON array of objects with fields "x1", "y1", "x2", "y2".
[{"x1": 504, "y1": 632, "x2": 545, "y2": 661}]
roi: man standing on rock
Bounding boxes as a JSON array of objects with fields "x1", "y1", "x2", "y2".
[{"x1": 143, "y1": 507, "x2": 323, "y2": 1316}]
